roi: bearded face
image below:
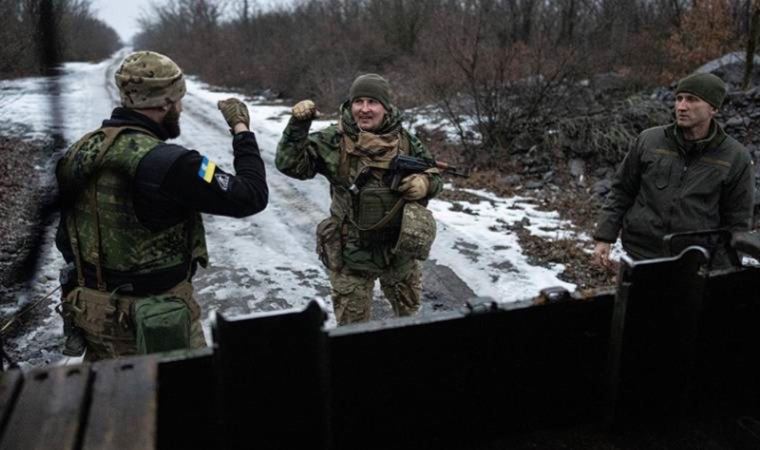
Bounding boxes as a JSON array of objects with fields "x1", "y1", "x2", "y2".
[{"x1": 162, "y1": 101, "x2": 182, "y2": 139}]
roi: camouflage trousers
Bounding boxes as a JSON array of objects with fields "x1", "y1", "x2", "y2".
[
  {"x1": 65, "y1": 282, "x2": 207, "y2": 361},
  {"x1": 329, "y1": 260, "x2": 421, "y2": 325}
]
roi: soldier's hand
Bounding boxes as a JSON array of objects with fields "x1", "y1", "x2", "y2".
[
  {"x1": 592, "y1": 241, "x2": 612, "y2": 269},
  {"x1": 398, "y1": 174, "x2": 430, "y2": 201},
  {"x1": 292, "y1": 100, "x2": 319, "y2": 121},
  {"x1": 217, "y1": 98, "x2": 250, "y2": 132}
]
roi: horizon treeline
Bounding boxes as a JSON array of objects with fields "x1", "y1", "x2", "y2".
[
  {"x1": 135, "y1": 0, "x2": 754, "y2": 103},
  {"x1": 134, "y1": 0, "x2": 758, "y2": 161},
  {"x1": 0, "y1": 0, "x2": 121, "y2": 78}
]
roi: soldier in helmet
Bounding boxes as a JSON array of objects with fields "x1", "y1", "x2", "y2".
[
  {"x1": 276, "y1": 74, "x2": 443, "y2": 325},
  {"x1": 55, "y1": 51, "x2": 268, "y2": 360}
]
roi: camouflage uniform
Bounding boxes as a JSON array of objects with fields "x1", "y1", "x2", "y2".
[
  {"x1": 56, "y1": 51, "x2": 268, "y2": 359},
  {"x1": 276, "y1": 103, "x2": 442, "y2": 324}
]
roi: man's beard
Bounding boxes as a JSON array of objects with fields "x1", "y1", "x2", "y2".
[{"x1": 162, "y1": 107, "x2": 181, "y2": 139}]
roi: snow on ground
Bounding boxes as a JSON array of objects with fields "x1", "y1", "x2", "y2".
[
  {"x1": 0, "y1": 50, "x2": 580, "y2": 367},
  {"x1": 696, "y1": 51, "x2": 760, "y2": 74},
  {"x1": 429, "y1": 189, "x2": 574, "y2": 299},
  {"x1": 406, "y1": 105, "x2": 482, "y2": 144}
]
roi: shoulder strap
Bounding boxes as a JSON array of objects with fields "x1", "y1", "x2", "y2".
[
  {"x1": 337, "y1": 122, "x2": 352, "y2": 182},
  {"x1": 67, "y1": 214, "x2": 86, "y2": 288},
  {"x1": 399, "y1": 131, "x2": 411, "y2": 156}
]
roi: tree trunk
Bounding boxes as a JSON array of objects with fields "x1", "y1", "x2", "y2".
[{"x1": 744, "y1": 2, "x2": 760, "y2": 90}]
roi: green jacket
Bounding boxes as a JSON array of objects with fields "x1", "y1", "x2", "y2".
[
  {"x1": 594, "y1": 121, "x2": 754, "y2": 259},
  {"x1": 276, "y1": 103, "x2": 443, "y2": 272},
  {"x1": 57, "y1": 126, "x2": 208, "y2": 290}
]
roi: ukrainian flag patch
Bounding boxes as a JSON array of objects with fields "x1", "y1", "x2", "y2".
[{"x1": 198, "y1": 156, "x2": 217, "y2": 183}]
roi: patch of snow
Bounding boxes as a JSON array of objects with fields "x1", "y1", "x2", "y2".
[
  {"x1": 696, "y1": 51, "x2": 760, "y2": 74},
  {"x1": 407, "y1": 107, "x2": 482, "y2": 144},
  {"x1": 429, "y1": 188, "x2": 575, "y2": 301}
]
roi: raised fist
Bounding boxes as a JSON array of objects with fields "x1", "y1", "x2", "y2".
[
  {"x1": 217, "y1": 98, "x2": 250, "y2": 130},
  {"x1": 292, "y1": 99, "x2": 318, "y2": 121}
]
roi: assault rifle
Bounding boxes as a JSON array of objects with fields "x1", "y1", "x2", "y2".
[
  {"x1": 387, "y1": 155, "x2": 470, "y2": 190},
  {"x1": 349, "y1": 155, "x2": 470, "y2": 194}
]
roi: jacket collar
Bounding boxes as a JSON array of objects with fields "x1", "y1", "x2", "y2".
[
  {"x1": 667, "y1": 120, "x2": 727, "y2": 155},
  {"x1": 102, "y1": 107, "x2": 170, "y2": 141}
]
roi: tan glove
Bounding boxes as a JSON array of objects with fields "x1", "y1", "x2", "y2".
[
  {"x1": 217, "y1": 98, "x2": 250, "y2": 131},
  {"x1": 398, "y1": 174, "x2": 430, "y2": 201},
  {"x1": 292, "y1": 99, "x2": 319, "y2": 121}
]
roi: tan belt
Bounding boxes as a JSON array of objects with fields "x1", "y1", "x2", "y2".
[{"x1": 68, "y1": 280, "x2": 200, "y2": 326}]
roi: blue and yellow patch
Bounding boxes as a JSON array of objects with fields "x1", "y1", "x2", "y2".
[{"x1": 198, "y1": 156, "x2": 217, "y2": 183}]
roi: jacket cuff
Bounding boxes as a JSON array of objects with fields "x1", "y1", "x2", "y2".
[
  {"x1": 592, "y1": 223, "x2": 619, "y2": 243},
  {"x1": 284, "y1": 117, "x2": 312, "y2": 141}
]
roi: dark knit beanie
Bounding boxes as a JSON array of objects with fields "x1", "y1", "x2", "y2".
[
  {"x1": 675, "y1": 73, "x2": 727, "y2": 108},
  {"x1": 349, "y1": 74, "x2": 391, "y2": 110}
]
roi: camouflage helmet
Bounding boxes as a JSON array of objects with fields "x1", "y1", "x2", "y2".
[
  {"x1": 114, "y1": 51, "x2": 186, "y2": 109},
  {"x1": 392, "y1": 202, "x2": 437, "y2": 261}
]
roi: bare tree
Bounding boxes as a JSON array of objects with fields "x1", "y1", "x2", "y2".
[
  {"x1": 365, "y1": 0, "x2": 434, "y2": 54},
  {"x1": 744, "y1": 0, "x2": 760, "y2": 89}
]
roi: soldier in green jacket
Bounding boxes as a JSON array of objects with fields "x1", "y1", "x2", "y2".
[
  {"x1": 593, "y1": 73, "x2": 754, "y2": 267},
  {"x1": 56, "y1": 51, "x2": 268, "y2": 360},
  {"x1": 276, "y1": 74, "x2": 443, "y2": 324}
]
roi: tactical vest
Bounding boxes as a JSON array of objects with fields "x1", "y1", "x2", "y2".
[
  {"x1": 57, "y1": 126, "x2": 208, "y2": 292},
  {"x1": 331, "y1": 128, "x2": 411, "y2": 244}
]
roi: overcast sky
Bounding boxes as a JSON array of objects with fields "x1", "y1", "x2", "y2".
[
  {"x1": 90, "y1": 0, "x2": 159, "y2": 43},
  {"x1": 90, "y1": 1, "x2": 291, "y2": 43}
]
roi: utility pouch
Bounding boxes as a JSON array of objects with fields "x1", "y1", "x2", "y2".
[
  {"x1": 316, "y1": 216, "x2": 344, "y2": 271},
  {"x1": 393, "y1": 202, "x2": 437, "y2": 260},
  {"x1": 132, "y1": 296, "x2": 191, "y2": 354},
  {"x1": 67, "y1": 287, "x2": 132, "y2": 340},
  {"x1": 356, "y1": 187, "x2": 403, "y2": 244}
]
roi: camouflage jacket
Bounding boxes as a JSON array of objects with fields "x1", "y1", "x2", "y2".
[
  {"x1": 276, "y1": 102, "x2": 442, "y2": 272},
  {"x1": 594, "y1": 121, "x2": 754, "y2": 259}
]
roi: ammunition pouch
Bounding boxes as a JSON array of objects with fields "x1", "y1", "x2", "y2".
[
  {"x1": 355, "y1": 187, "x2": 403, "y2": 245},
  {"x1": 316, "y1": 216, "x2": 344, "y2": 272},
  {"x1": 65, "y1": 287, "x2": 134, "y2": 343},
  {"x1": 64, "y1": 281, "x2": 199, "y2": 355},
  {"x1": 393, "y1": 202, "x2": 437, "y2": 260}
]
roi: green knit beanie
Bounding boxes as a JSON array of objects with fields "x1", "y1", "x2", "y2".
[
  {"x1": 675, "y1": 73, "x2": 727, "y2": 108},
  {"x1": 349, "y1": 74, "x2": 391, "y2": 110}
]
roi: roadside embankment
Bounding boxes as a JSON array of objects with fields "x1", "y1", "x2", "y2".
[{"x1": 0, "y1": 136, "x2": 55, "y2": 302}]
